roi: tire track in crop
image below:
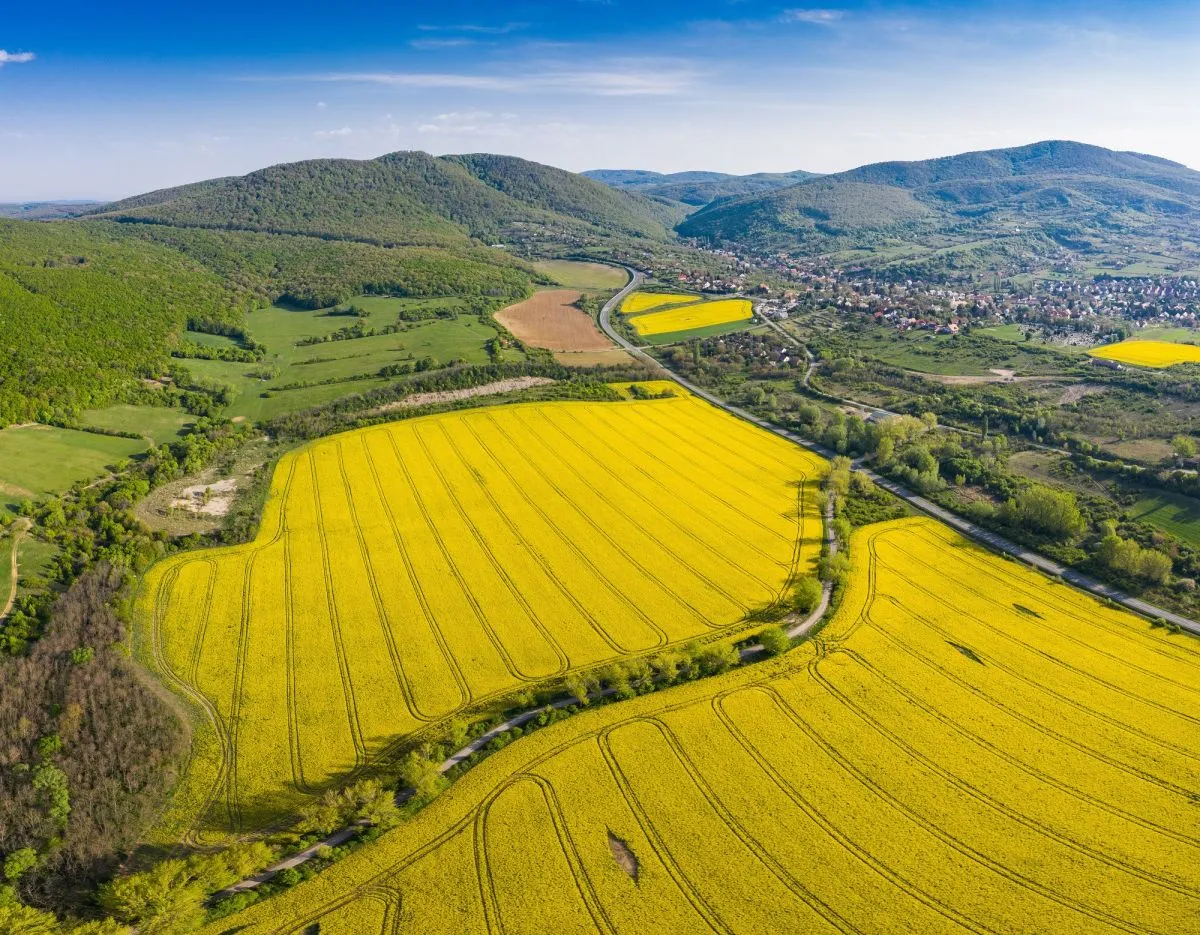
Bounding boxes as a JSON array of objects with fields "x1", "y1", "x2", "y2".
[
  {"x1": 806, "y1": 654, "x2": 1200, "y2": 897},
  {"x1": 150, "y1": 562, "x2": 233, "y2": 844},
  {"x1": 712, "y1": 687, "x2": 999, "y2": 935},
  {"x1": 411, "y1": 426, "x2": 570, "y2": 677},
  {"x1": 460, "y1": 416, "x2": 669, "y2": 652},
  {"x1": 595, "y1": 728, "x2": 732, "y2": 935},
  {"x1": 886, "y1": 529, "x2": 1200, "y2": 697},
  {"x1": 535, "y1": 406, "x2": 784, "y2": 595},
  {"x1": 837, "y1": 646, "x2": 1200, "y2": 848},
  {"x1": 360, "y1": 432, "x2": 472, "y2": 710},
  {"x1": 382, "y1": 427, "x2": 536, "y2": 684},
  {"x1": 281, "y1": 527, "x2": 315, "y2": 795},
  {"x1": 773, "y1": 672, "x2": 1181, "y2": 935},
  {"x1": 436, "y1": 422, "x2": 627, "y2": 656},
  {"x1": 475, "y1": 774, "x2": 616, "y2": 935},
  {"x1": 872, "y1": 557, "x2": 1200, "y2": 761},
  {"x1": 487, "y1": 411, "x2": 719, "y2": 628},
  {"x1": 308, "y1": 451, "x2": 368, "y2": 769},
  {"x1": 637, "y1": 397, "x2": 805, "y2": 478},
  {"x1": 644, "y1": 716, "x2": 870, "y2": 935},
  {"x1": 589, "y1": 404, "x2": 803, "y2": 541},
  {"x1": 908, "y1": 524, "x2": 1200, "y2": 667},
  {"x1": 227, "y1": 550, "x2": 259, "y2": 831},
  {"x1": 336, "y1": 438, "x2": 441, "y2": 722},
  {"x1": 546, "y1": 405, "x2": 793, "y2": 571}
]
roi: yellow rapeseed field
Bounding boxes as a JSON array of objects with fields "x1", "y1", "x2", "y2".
[
  {"x1": 628, "y1": 297, "x2": 754, "y2": 337},
  {"x1": 197, "y1": 517, "x2": 1200, "y2": 935},
  {"x1": 138, "y1": 385, "x2": 824, "y2": 838},
  {"x1": 1089, "y1": 338, "x2": 1200, "y2": 368},
  {"x1": 619, "y1": 291, "x2": 700, "y2": 314}
]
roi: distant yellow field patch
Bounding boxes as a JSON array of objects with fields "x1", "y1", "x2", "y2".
[
  {"x1": 1089, "y1": 339, "x2": 1200, "y2": 368},
  {"x1": 629, "y1": 297, "x2": 753, "y2": 337},
  {"x1": 620, "y1": 291, "x2": 699, "y2": 314}
]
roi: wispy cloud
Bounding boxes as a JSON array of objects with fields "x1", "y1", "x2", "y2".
[
  {"x1": 410, "y1": 38, "x2": 476, "y2": 50},
  {"x1": 416, "y1": 22, "x2": 526, "y2": 35},
  {"x1": 779, "y1": 9, "x2": 844, "y2": 26},
  {"x1": 281, "y1": 63, "x2": 699, "y2": 97},
  {"x1": 0, "y1": 50, "x2": 35, "y2": 66},
  {"x1": 313, "y1": 126, "x2": 353, "y2": 138}
]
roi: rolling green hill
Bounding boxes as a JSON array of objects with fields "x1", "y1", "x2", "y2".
[
  {"x1": 91, "y1": 151, "x2": 677, "y2": 246},
  {"x1": 585, "y1": 167, "x2": 818, "y2": 206},
  {"x1": 677, "y1": 140, "x2": 1200, "y2": 269}
]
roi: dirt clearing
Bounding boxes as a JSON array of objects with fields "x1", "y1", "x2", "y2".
[{"x1": 496, "y1": 289, "x2": 616, "y2": 352}]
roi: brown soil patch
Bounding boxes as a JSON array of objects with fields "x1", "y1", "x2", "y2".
[
  {"x1": 0, "y1": 480, "x2": 35, "y2": 499},
  {"x1": 607, "y1": 831, "x2": 639, "y2": 881},
  {"x1": 376, "y1": 377, "x2": 556, "y2": 413},
  {"x1": 496, "y1": 289, "x2": 615, "y2": 352},
  {"x1": 554, "y1": 349, "x2": 638, "y2": 367}
]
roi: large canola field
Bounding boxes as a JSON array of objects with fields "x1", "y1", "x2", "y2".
[
  {"x1": 198, "y1": 517, "x2": 1200, "y2": 935},
  {"x1": 623, "y1": 293, "x2": 754, "y2": 338},
  {"x1": 138, "y1": 385, "x2": 824, "y2": 837},
  {"x1": 1089, "y1": 338, "x2": 1200, "y2": 368}
]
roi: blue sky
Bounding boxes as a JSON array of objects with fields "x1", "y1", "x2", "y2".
[{"x1": 2, "y1": 1, "x2": 1199, "y2": 199}]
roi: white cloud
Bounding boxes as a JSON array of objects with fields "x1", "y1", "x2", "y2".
[
  {"x1": 0, "y1": 50, "x2": 35, "y2": 66},
  {"x1": 316, "y1": 101, "x2": 327, "y2": 110},
  {"x1": 313, "y1": 126, "x2": 352, "y2": 139},
  {"x1": 779, "y1": 9, "x2": 844, "y2": 25},
  {"x1": 411, "y1": 38, "x2": 476, "y2": 49},
  {"x1": 416, "y1": 22, "x2": 526, "y2": 34},
  {"x1": 291, "y1": 63, "x2": 699, "y2": 97}
]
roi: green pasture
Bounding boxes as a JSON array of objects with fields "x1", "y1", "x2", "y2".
[
  {"x1": 0, "y1": 425, "x2": 147, "y2": 513},
  {"x1": 80, "y1": 404, "x2": 193, "y2": 443},
  {"x1": 1127, "y1": 490, "x2": 1200, "y2": 548},
  {"x1": 179, "y1": 298, "x2": 517, "y2": 421}
]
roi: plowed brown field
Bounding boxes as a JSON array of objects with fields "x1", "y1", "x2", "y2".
[{"x1": 496, "y1": 289, "x2": 614, "y2": 352}]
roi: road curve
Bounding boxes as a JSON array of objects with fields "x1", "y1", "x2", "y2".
[{"x1": 599, "y1": 266, "x2": 1200, "y2": 636}]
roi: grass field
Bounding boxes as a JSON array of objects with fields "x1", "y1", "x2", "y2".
[
  {"x1": 181, "y1": 300, "x2": 514, "y2": 421},
  {"x1": 620, "y1": 292, "x2": 701, "y2": 315},
  {"x1": 1128, "y1": 490, "x2": 1200, "y2": 548},
  {"x1": 533, "y1": 260, "x2": 628, "y2": 292},
  {"x1": 198, "y1": 516, "x2": 1200, "y2": 934},
  {"x1": 79, "y1": 404, "x2": 194, "y2": 443},
  {"x1": 139, "y1": 384, "x2": 825, "y2": 837},
  {"x1": 0, "y1": 424, "x2": 147, "y2": 513},
  {"x1": 628, "y1": 298, "x2": 753, "y2": 338},
  {"x1": 1090, "y1": 339, "x2": 1200, "y2": 368}
]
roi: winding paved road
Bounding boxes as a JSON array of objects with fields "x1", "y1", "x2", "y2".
[{"x1": 599, "y1": 266, "x2": 1200, "y2": 636}]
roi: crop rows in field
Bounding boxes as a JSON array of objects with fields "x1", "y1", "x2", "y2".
[
  {"x1": 200, "y1": 517, "x2": 1200, "y2": 935},
  {"x1": 139, "y1": 388, "x2": 823, "y2": 836}
]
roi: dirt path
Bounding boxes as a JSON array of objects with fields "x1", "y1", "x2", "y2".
[
  {"x1": 0, "y1": 519, "x2": 31, "y2": 621},
  {"x1": 374, "y1": 377, "x2": 556, "y2": 413}
]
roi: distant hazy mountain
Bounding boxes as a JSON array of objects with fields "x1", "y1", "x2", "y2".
[
  {"x1": 677, "y1": 141, "x2": 1200, "y2": 266},
  {"x1": 0, "y1": 201, "x2": 107, "y2": 220},
  {"x1": 584, "y1": 168, "x2": 818, "y2": 206},
  {"x1": 91, "y1": 152, "x2": 678, "y2": 247}
]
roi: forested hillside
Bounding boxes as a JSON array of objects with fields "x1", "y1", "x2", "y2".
[
  {"x1": 678, "y1": 140, "x2": 1200, "y2": 266},
  {"x1": 91, "y1": 151, "x2": 675, "y2": 246},
  {"x1": 585, "y1": 167, "x2": 817, "y2": 206}
]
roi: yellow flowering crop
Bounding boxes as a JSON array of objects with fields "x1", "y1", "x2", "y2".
[
  {"x1": 1089, "y1": 338, "x2": 1200, "y2": 368},
  {"x1": 137, "y1": 385, "x2": 824, "y2": 838},
  {"x1": 627, "y1": 297, "x2": 753, "y2": 337},
  {"x1": 197, "y1": 517, "x2": 1200, "y2": 935},
  {"x1": 619, "y1": 291, "x2": 700, "y2": 314}
]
